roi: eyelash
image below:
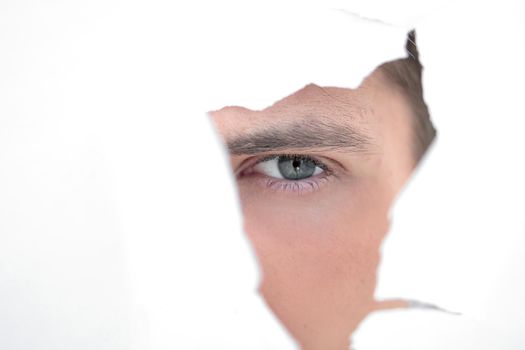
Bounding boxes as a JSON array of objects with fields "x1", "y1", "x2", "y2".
[{"x1": 237, "y1": 154, "x2": 335, "y2": 195}]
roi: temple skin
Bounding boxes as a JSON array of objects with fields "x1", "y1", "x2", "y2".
[{"x1": 210, "y1": 68, "x2": 414, "y2": 350}]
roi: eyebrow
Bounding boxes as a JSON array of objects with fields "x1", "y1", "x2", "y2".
[{"x1": 226, "y1": 119, "x2": 374, "y2": 155}]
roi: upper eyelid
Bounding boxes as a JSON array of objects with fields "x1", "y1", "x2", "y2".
[
  {"x1": 236, "y1": 153, "x2": 340, "y2": 178},
  {"x1": 254, "y1": 154, "x2": 328, "y2": 169}
]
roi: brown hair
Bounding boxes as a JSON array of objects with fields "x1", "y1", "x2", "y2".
[{"x1": 379, "y1": 30, "x2": 436, "y2": 162}]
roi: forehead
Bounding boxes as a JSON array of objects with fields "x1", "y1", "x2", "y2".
[
  {"x1": 212, "y1": 70, "x2": 399, "y2": 137},
  {"x1": 262, "y1": 84, "x2": 373, "y2": 123}
]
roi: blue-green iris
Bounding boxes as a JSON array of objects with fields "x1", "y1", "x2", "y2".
[{"x1": 277, "y1": 156, "x2": 316, "y2": 180}]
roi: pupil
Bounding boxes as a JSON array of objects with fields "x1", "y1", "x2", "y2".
[{"x1": 277, "y1": 156, "x2": 316, "y2": 180}]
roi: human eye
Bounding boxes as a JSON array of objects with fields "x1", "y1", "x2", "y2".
[{"x1": 237, "y1": 154, "x2": 335, "y2": 195}]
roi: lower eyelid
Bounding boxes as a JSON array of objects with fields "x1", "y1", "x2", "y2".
[{"x1": 242, "y1": 173, "x2": 333, "y2": 195}]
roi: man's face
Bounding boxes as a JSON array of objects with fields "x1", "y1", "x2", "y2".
[{"x1": 210, "y1": 69, "x2": 416, "y2": 349}]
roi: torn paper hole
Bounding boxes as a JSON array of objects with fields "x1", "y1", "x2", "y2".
[{"x1": 209, "y1": 28, "x2": 439, "y2": 348}]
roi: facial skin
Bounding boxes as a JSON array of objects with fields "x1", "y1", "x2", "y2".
[{"x1": 210, "y1": 68, "x2": 417, "y2": 350}]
